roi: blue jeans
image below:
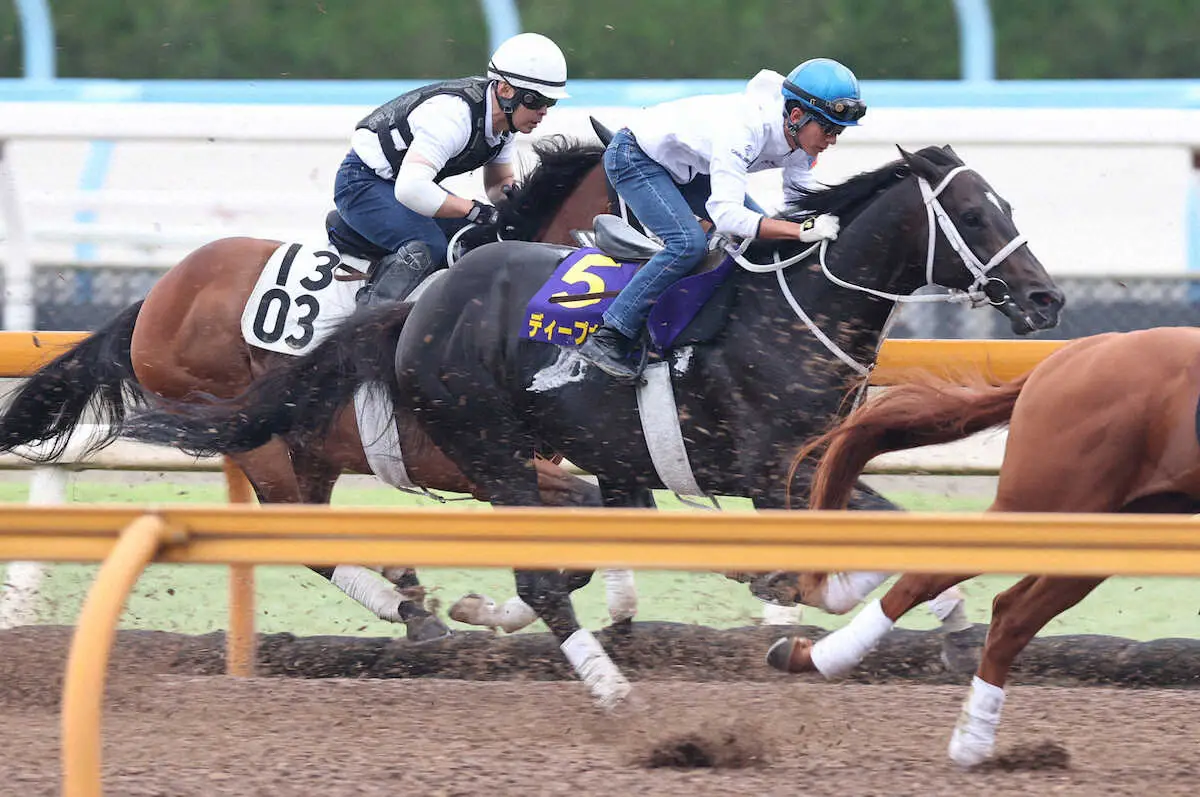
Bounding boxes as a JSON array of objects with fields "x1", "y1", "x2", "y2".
[
  {"x1": 333, "y1": 152, "x2": 465, "y2": 264},
  {"x1": 601, "y1": 129, "x2": 726, "y2": 339}
]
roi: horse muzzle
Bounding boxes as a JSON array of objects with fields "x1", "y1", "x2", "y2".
[{"x1": 997, "y1": 283, "x2": 1065, "y2": 335}]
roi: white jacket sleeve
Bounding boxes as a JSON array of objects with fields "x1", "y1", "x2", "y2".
[
  {"x1": 705, "y1": 120, "x2": 767, "y2": 239},
  {"x1": 394, "y1": 159, "x2": 449, "y2": 216},
  {"x1": 392, "y1": 96, "x2": 472, "y2": 216}
]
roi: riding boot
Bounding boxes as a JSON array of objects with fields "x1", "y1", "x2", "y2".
[
  {"x1": 360, "y1": 240, "x2": 440, "y2": 306},
  {"x1": 577, "y1": 324, "x2": 638, "y2": 381}
]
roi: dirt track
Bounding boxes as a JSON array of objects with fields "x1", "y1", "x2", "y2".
[{"x1": 5, "y1": 624, "x2": 1200, "y2": 795}]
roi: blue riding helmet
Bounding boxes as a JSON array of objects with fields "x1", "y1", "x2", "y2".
[{"x1": 781, "y1": 58, "x2": 866, "y2": 127}]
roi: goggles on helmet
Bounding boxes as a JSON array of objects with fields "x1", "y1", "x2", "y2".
[
  {"x1": 517, "y1": 90, "x2": 556, "y2": 110},
  {"x1": 783, "y1": 80, "x2": 867, "y2": 124},
  {"x1": 813, "y1": 117, "x2": 845, "y2": 136}
]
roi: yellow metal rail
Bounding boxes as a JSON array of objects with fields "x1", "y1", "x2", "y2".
[
  {"x1": 0, "y1": 330, "x2": 88, "y2": 376},
  {"x1": 0, "y1": 331, "x2": 1071, "y2": 383},
  {"x1": 222, "y1": 460, "x2": 257, "y2": 678},
  {"x1": 60, "y1": 514, "x2": 181, "y2": 797},
  {"x1": 0, "y1": 503, "x2": 1197, "y2": 575},
  {"x1": 871, "y1": 338, "x2": 1069, "y2": 384},
  {"x1": 8, "y1": 501, "x2": 1194, "y2": 796}
]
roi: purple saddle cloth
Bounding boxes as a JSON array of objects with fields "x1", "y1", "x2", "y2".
[{"x1": 522, "y1": 247, "x2": 733, "y2": 351}]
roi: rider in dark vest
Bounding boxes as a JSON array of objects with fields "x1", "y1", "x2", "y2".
[{"x1": 333, "y1": 32, "x2": 570, "y2": 305}]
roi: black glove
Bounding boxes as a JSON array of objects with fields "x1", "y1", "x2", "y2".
[{"x1": 465, "y1": 199, "x2": 500, "y2": 226}]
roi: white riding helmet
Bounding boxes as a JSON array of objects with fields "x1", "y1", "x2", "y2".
[{"x1": 487, "y1": 32, "x2": 569, "y2": 100}]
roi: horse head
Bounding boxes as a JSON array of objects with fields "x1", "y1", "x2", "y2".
[{"x1": 896, "y1": 145, "x2": 1064, "y2": 334}]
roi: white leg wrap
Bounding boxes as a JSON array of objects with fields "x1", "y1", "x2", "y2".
[
  {"x1": 819, "y1": 572, "x2": 892, "y2": 614},
  {"x1": 496, "y1": 596, "x2": 539, "y2": 633},
  {"x1": 603, "y1": 569, "x2": 638, "y2": 623},
  {"x1": 561, "y1": 628, "x2": 632, "y2": 709},
  {"x1": 809, "y1": 599, "x2": 895, "y2": 679},
  {"x1": 948, "y1": 676, "x2": 1005, "y2": 767},
  {"x1": 450, "y1": 594, "x2": 538, "y2": 633},
  {"x1": 331, "y1": 565, "x2": 403, "y2": 623},
  {"x1": 927, "y1": 585, "x2": 971, "y2": 633}
]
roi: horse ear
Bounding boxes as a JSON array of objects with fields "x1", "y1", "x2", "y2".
[
  {"x1": 941, "y1": 144, "x2": 962, "y2": 163},
  {"x1": 896, "y1": 146, "x2": 940, "y2": 182}
]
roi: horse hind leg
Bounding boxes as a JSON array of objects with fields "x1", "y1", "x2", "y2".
[
  {"x1": 949, "y1": 574, "x2": 1104, "y2": 768},
  {"x1": 950, "y1": 492, "x2": 1200, "y2": 767},
  {"x1": 235, "y1": 442, "x2": 443, "y2": 639},
  {"x1": 768, "y1": 572, "x2": 974, "y2": 678},
  {"x1": 295, "y1": 448, "x2": 451, "y2": 643}
]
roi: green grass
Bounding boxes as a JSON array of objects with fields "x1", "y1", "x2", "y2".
[{"x1": 3, "y1": 478, "x2": 1199, "y2": 641}]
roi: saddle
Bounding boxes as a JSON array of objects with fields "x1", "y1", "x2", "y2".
[
  {"x1": 593, "y1": 214, "x2": 661, "y2": 262},
  {"x1": 325, "y1": 210, "x2": 390, "y2": 262}
]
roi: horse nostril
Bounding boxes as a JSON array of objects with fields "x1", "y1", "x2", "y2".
[{"x1": 1029, "y1": 289, "x2": 1065, "y2": 309}]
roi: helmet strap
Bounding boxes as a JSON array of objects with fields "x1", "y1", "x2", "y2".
[
  {"x1": 784, "y1": 110, "x2": 809, "y2": 149},
  {"x1": 493, "y1": 81, "x2": 519, "y2": 133}
]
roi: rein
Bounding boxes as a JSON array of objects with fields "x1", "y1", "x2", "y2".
[{"x1": 724, "y1": 165, "x2": 1028, "y2": 376}]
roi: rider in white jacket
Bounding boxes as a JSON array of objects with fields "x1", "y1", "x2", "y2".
[
  {"x1": 333, "y1": 32, "x2": 569, "y2": 305},
  {"x1": 578, "y1": 58, "x2": 865, "y2": 380}
]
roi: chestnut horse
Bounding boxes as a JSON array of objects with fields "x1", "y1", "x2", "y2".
[
  {"x1": 0, "y1": 137, "x2": 611, "y2": 639},
  {"x1": 767, "y1": 326, "x2": 1200, "y2": 766}
]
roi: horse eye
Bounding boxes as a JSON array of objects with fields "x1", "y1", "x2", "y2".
[{"x1": 961, "y1": 210, "x2": 983, "y2": 228}]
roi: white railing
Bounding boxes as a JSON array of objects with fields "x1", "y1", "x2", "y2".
[{"x1": 1, "y1": 104, "x2": 1198, "y2": 293}]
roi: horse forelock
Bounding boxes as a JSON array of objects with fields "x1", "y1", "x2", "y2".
[{"x1": 490, "y1": 135, "x2": 605, "y2": 241}]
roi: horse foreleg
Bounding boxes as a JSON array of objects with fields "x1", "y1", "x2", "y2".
[
  {"x1": 534, "y1": 457, "x2": 639, "y2": 624},
  {"x1": 533, "y1": 456, "x2": 602, "y2": 506},
  {"x1": 516, "y1": 567, "x2": 631, "y2": 710},
  {"x1": 451, "y1": 458, "x2": 637, "y2": 632},
  {"x1": 768, "y1": 572, "x2": 975, "y2": 678},
  {"x1": 949, "y1": 575, "x2": 1104, "y2": 768}
]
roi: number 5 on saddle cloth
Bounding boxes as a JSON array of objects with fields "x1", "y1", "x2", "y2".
[{"x1": 523, "y1": 217, "x2": 735, "y2": 355}]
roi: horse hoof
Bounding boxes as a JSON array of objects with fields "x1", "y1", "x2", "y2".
[
  {"x1": 941, "y1": 628, "x2": 982, "y2": 675},
  {"x1": 766, "y1": 636, "x2": 816, "y2": 673},
  {"x1": 449, "y1": 593, "x2": 493, "y2": 626},
  {"x1": 405, "y1": 615, "x2": 452, "y2": 644}
]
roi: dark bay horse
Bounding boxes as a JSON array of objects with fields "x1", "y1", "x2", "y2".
[
  {"x1": 0, "y1": 137, "x2": 611, "y2": 638},
  {"x1": 120, "y1": 145, "x2": 1064, "y2": 705},
  {"x1": 767, "y1": 326, "x2": 1200, "y2": 766}
]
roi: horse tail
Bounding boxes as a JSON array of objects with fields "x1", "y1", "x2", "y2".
[
  {"x1": 791, "y1": 372, "x2": 1031, "y2": 510},
  {"x1": 122, "y1": 303, "x2": 412, "y2": 456},
  {"x1": 0, "y1": 300, "x2": 144, "y2": 461}
]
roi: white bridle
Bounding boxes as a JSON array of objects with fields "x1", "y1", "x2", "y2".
[{"x1": 724, "y1": 165, "x2": 1029, "y2": 376}]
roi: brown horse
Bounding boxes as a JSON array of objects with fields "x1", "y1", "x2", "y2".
[
  {"x1": 0, "y1": 137, "x2": 611, "y2": 638},
  {"x1": 766, "y1": 326, "x2": 1200, "y2": 766}
]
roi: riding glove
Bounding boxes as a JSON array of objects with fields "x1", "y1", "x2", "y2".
[
  {"x1": 466, "y1": 199, "x2": 500, "y2": 226},
  {"x1": 797, "y1": 213, "x2": 840, "y2": 242}
]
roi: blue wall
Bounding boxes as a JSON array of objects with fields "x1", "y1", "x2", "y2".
[{"x1": 1, "y1": 78, "x2": 1200, "y2": 109}]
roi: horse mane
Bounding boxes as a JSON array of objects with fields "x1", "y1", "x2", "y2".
[
  {"x1": 490, "y1": 135, "x2": 605, "y2": 241},
  {"x1": 780, "y1": 145, "x2": 963, "y2": 225}
]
